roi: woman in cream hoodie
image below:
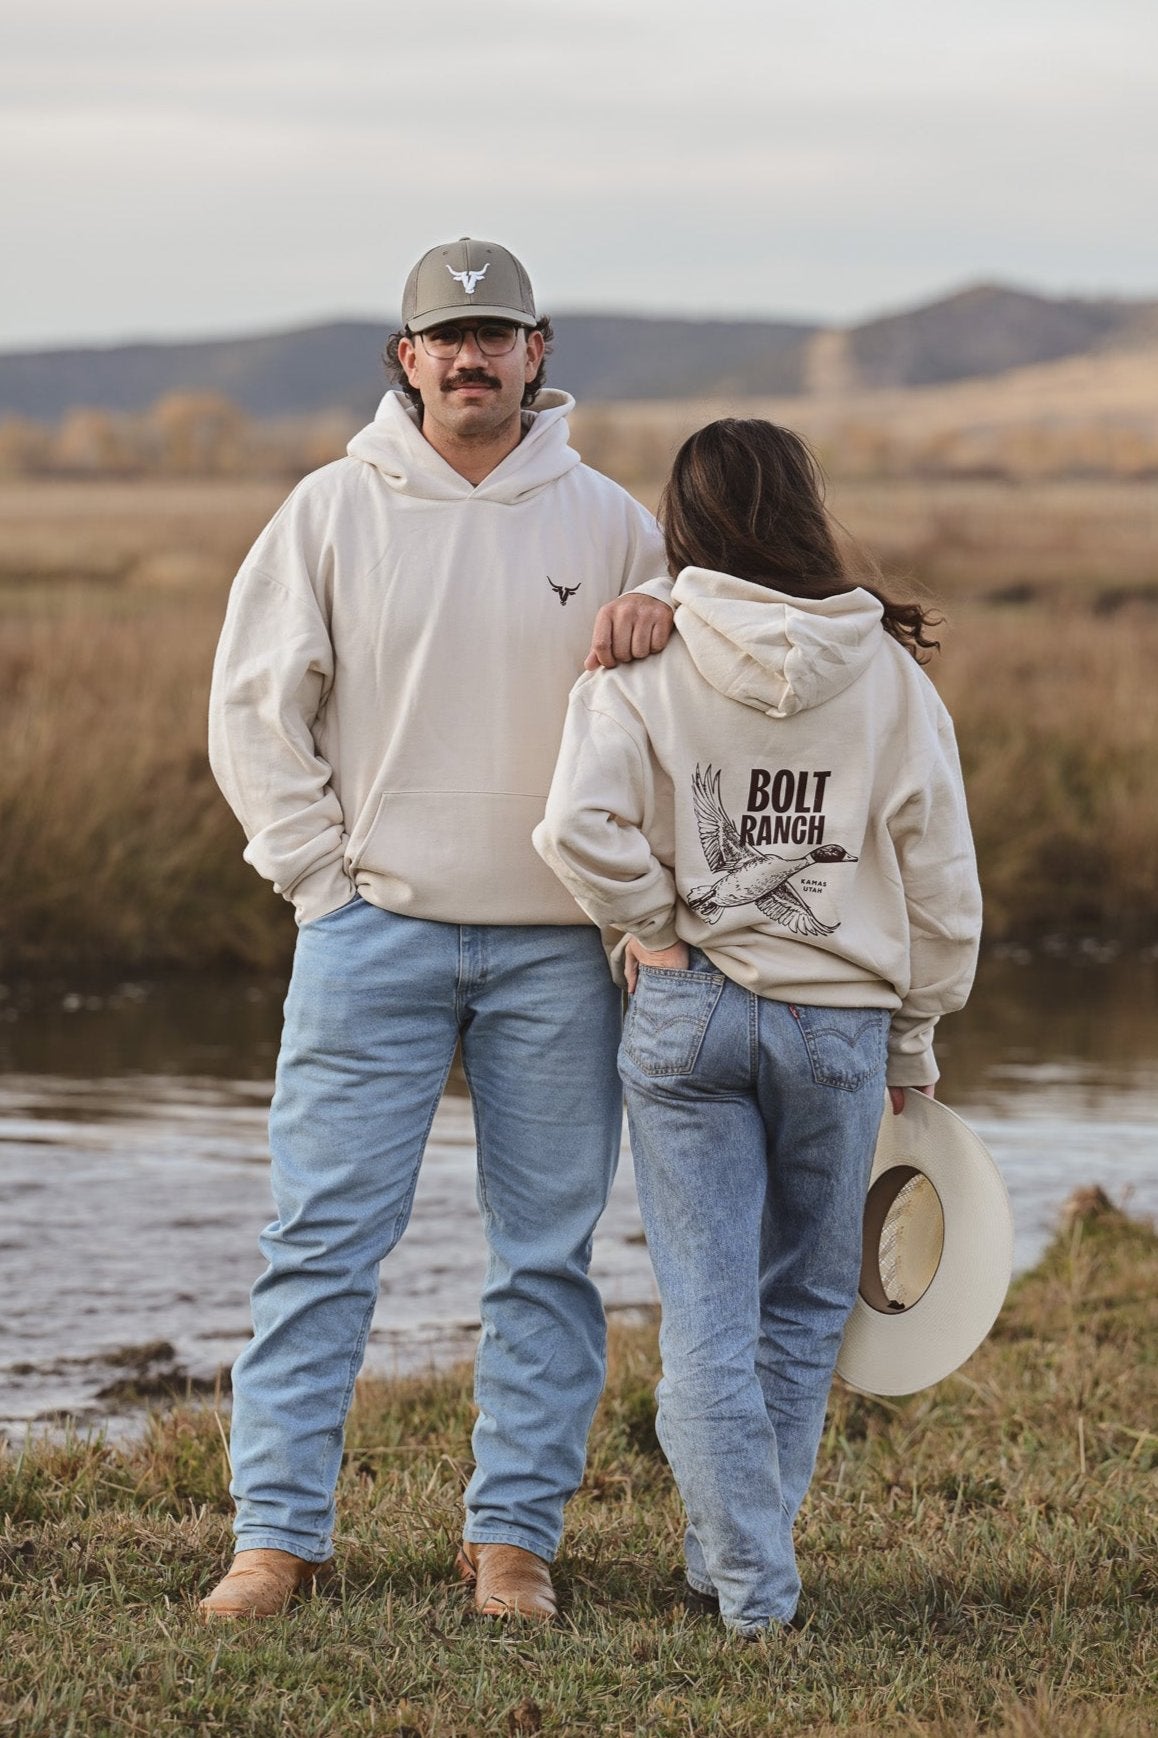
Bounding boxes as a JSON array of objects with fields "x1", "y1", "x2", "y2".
[{"x1": 535, "y1": 420, "x2": 981, "y2": 1638}]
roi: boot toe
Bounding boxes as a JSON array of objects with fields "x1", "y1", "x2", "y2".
[
  {"x1": 456, "y1": 1542, "x2": 557, "y2": 1623},
  {"x1": 198, "y1": 1548, "x2": 332, "y2": 1619}
]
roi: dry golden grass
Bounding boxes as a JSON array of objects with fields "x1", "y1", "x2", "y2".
[
  {"x1": 791, "y1": 335, "x2": 1158, "y2": 462},
  {"x1": 1, "y1": 475, "x2": 1155, "y2": 973},
  {"x1": 5, "y1": 474, "x2": 1158, "y2": 603},
  {"x1": 0, "y1": 478, "x2": 286, "y2": 588},
  {"x1": 826, "y1": 478, "x2": 1158, "y2": 599},
  {"x1": 571, "y1": 435, "x2": 1158, "y2": 603},
  {"x1": 571, "y1": 341, "x2": 1158, "y2": 492},
  {"x1": 0, "y1": 583, "x2": 288, "y2": 973},
  {"x1": 935, "y1": 603, "x2": 1158, "y2": 938}
]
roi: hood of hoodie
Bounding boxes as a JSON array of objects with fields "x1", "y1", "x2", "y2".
[
  {"x1": 345, "y1": 387, "x2": 582, "y2": 503},
  {"x1": 671, "y1": 566, "x2": 885, "y2": 716}
]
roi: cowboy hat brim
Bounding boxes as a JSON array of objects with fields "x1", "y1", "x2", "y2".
[{"x1": 836, "y1": 1091, "x2": 1013, "y2": 1397}]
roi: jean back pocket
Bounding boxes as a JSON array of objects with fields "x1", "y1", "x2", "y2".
[
  {"x1": 790, "y1": 1003, "x2": 888, "y2": 1091},
  {"x1": 622, "y1": 966, "x2": 726, "y2": 1078}
]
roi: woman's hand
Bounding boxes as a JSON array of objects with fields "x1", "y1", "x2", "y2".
[
  {"x1": 624, "y1": 937, "x2": 689, "y2": 994},
  {"x1": 889, "y1": 1084, "x2": 935, "y2": 1116}
]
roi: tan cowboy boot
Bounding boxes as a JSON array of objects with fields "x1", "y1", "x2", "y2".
[
  {"x1": 456, "y1": 1541, "x2": 557, "y2": 1622},
  {"x1": 199, "y1": 1548, "x2": 332, "y2": 1619}
]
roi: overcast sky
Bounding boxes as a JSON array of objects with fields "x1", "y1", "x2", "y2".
[{"x1": 3, "y1": 0, "x2": 1156, "y2": 349}]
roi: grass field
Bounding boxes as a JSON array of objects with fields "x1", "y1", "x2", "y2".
[
  {"x1": 4, "y1": 475, "x2": 1158, "y2": 599},
  {"x1": 0, "y1": 474, "x2": 1156, "y2": 975},
  {"x1": 1, "y1": 1200, "x2": 1154, "y2": 1736},
  {"x1": 571, "y1": 345, "x2": 1158, "y2": 496}
]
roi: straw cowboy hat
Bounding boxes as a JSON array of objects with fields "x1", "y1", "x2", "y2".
[{"x1": 837, "y1": 1092, "x2": 1014, "y2": 1396}]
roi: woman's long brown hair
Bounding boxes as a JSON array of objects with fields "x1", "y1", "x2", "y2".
[{"x1": 660, "y1": 419, "x2": 940, "y2": 661}]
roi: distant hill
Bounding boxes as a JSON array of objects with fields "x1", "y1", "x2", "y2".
[
  {"x1": 1, "y1": 283, "x2": 1155, "y2": 421},
  {"x1": 0, "y1": 323, "x2": 395, "y2": 423},
  {"x1": 548, "y1": 315, "x2": 816, "y2": 402},
  {"x1": 0, "y1": 315, "x2": 817, "y2": 423},
  {"x1": 841, "y1": 283, "x2": 1144, "y2": 388}
]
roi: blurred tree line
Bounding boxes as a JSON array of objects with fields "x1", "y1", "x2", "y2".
[
  {"x1": 0, "y1": 393, "x2": 352, "y2": 480},
  {"x1": 2, "y1": 391, "x2": 1158, "y2": 483}
]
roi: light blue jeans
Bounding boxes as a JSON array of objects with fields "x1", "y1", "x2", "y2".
[
  {"x1": 618, "y1": 952, "x2": 887, "y2": 1636},
  {"x1": 227, "y1": 897, "x2": 623, "y2": 1565}
]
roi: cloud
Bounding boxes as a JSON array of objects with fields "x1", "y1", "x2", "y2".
[{"x1": 2, "y1": 0, "x2": 1155, "y2": 344}]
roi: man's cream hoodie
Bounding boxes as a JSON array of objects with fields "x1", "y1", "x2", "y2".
[
  {"x1": 534, "y1": 567, "x2": 982, "y2": 1085},
  {"x1": 209, "y1": 389, "x2": 667, "y2": 927}
]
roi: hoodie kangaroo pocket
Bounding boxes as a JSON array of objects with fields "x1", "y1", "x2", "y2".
[
  {"x1": 790, "y1": 1004, "x2": 888, "y2": 1091},
  {"x1": 353, "y1": 789, "x2": 579, "y2": 924}
]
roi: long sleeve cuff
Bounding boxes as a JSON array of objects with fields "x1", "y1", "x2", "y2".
[
  {"x1": 285, "y1": 855, "x2": 357, "y2": 925},
  {"x1": 630, "y1": 916, "x2": 681, "y2": 951},
  {"x1": 886, "y1": 1012, "x2": 940, "y2": 1088},
  {"x1": 631, "y1": 575, "x2": 675, "y2": 606}
]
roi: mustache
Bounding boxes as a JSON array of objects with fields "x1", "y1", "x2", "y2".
[{"x1": 443, "y1": 368, "x2": 501, "y2": 393}]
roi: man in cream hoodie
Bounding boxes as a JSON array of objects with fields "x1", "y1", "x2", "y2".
[{"x1": 203, "y1": 239, "x2": 672, "y2": 1621}]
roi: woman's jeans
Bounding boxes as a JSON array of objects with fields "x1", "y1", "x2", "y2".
[
  {"x1": 619, "y1": 953, "x2": 888, "y2": 1636},
  {"x1": 227, "y1": 897, "x2": 623, "y2": 1565}
]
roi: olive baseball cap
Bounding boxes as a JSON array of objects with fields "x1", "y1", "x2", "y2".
[{"x1": 401, "y1": 237, "x2": 537, "y2": 334}]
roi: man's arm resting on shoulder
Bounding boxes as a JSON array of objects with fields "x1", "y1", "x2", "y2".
[
  {"x1": 584, "y1": 502, "x2": 674, "y2": 669},
  {"x1": 584, "y1": 590, "x2": 674, "y2": 670}
]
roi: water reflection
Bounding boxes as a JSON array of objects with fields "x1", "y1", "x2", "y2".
[
  {"x1": 4, "y1": 950, "x2": 1156, "y2": 1093},
  {"x1": 940, "y1": 949, "x2": 1158, "y2": 1104},
  {"x1": 0, "y1": 978, "x2": 285, "y2": 1080},
  {"x1": 0, "y1": 950, "x2": 1154, "y2": 1438}
]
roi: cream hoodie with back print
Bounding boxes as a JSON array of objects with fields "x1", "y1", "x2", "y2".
[
  {"x1": 209, "y1": 388, "x2": 668, "y2": 928},
  {"x1": 534, "y1": 567, "x2": 982, "y2": 1086}
]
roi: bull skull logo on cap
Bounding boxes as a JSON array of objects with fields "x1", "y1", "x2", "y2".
[{"x1": 446, "y1": 264, "x2": 489, "y2": 296}]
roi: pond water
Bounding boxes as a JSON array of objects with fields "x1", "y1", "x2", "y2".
[{"x1": 1, "y1": 949, "x2": 1155, "y2": 1439}]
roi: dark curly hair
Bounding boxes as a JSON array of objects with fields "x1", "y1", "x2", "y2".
[
  {"x1": 661, "y1": 419, "x2": 941, "y2": 662},
  {"x1": 382, "y1": 316, "x2": 555, "y2": 412}
]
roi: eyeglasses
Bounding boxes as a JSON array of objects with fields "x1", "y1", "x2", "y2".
[{"x1": 418, "y1": 322, "x2": 522, "y2": 358}]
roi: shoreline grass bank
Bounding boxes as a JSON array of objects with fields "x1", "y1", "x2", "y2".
[{"x1": 2, "y1": 1203, "x2": 1154, "y2": 1735}]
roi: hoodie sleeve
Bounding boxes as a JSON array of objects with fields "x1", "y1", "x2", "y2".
[
  {"x1": 618, "y1": 498, "x2": 673, "y2": 606},
  {"x1": 887, "y1": 708, "x2": 983, "y2": 1085},
  {"x1": 534, "y1": 685, "x2": 680, "y2": 949},
  {"x1": 209, "y1": 517, "x2": 354, "y2": 925}
]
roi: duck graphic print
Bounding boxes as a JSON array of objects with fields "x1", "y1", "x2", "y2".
[{"x1": 687, "y1": 764, "x2": 857, "y2": 938}]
